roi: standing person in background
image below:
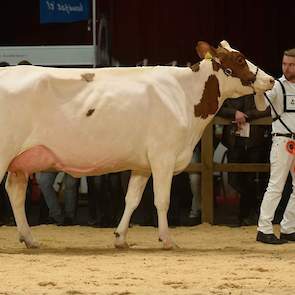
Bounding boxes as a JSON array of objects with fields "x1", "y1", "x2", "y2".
[
  {"x1": 218, "y1": 94, "x2": 271, "y2": 226},
  {"x1": 0, "y1": 62, "x2": 13, "y2": 225},
  {"x1": 257, "y1": 48, "x2": 295, "y2": 244},
  {"x1": 36, "y1": 172, "x2": 79, "y2": 225},
  {"x1": 17, "y1": 60, "x2": 32, "y2": 65},
  {"x1": 186, "y1": 144, "x2": 202, "y2": 225},
  {"x1": 87, "y1": 173, "x2": 124, "y2": 227},
  {"x1": 0, "y1": 61, "x2": 10, "y2": 67},
  {"x1": 0, "y1": 174, "x2": 14, "y2": 225}
]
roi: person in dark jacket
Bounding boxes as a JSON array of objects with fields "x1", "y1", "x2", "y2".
[{"x1": 218, "y1": 94, "x2": 271, "y2": 226}]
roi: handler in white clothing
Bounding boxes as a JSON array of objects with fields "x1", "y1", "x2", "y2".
[{"x1": 257, "y1": 48, "x2": 295, "y2": 244}]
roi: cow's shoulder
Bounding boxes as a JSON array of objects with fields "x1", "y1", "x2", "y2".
[{"x1": 194, "y1": 74, "x2": 220, "y2": 119}]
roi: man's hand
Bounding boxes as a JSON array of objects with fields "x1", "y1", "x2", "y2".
[{"x1": 234, "y1": 110, "x2": 248, "y2": 129}]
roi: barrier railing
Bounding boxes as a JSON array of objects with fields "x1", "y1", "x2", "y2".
[{"x1": 184, "y1": 116, "x2": 272, "y2": 224}]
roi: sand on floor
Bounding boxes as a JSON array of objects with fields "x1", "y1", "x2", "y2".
[{"x1": 0, "y1": 223, "x2": 294, "y2": 295}]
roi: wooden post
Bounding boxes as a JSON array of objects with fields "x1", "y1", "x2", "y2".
[
  {"x1": 185, "y1": 117, "x2": 271, "y2": 225},
  {"x1": 201, "y1": 121, "x2": 214, "y2": 223}
]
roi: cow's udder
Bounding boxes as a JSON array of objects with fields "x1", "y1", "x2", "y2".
[{"x1": 7, "y1": 145, "x2": 100, "y2": 176}]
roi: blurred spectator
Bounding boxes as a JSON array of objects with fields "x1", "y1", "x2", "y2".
[
  {"x1": 36, "y1": 172, "x2": 79, "y2": 225},
  {"x1": 87, "y1": 173, "x2": 124, "y2": 227},
  {"x1": 17, "y1": 60, "x2": 32, "y2": 65},
  {"x1": 0, "y1": 174, "x2": 14, "y2": 225},
  {"x1": 0, "y1": 61, "x2": 10, "y2": 67},
  {"x1": 218, "y1": 94, "x2": 271, "y2": 226},
  {"x1": 186, "y1": 144, "x2": 202, "y2": 225}
]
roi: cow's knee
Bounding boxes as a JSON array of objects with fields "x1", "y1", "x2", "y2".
[
  {"x1": 125, "y1": 194, "x2": 141, "y2": 211},
  {"x1": 154, "y1": 198, "x2": 170, "y2": 212}
]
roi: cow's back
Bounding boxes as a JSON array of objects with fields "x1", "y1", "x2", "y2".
[{"x1": 2, "y1": 65, "x2": 195, "y2": 176}]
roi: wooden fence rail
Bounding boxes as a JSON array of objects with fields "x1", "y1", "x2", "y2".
[{"x1": 184, "y1": 116, "x2": 272, "y2": 224}]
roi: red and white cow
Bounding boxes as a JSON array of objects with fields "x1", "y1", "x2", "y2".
[{"x1": 0, "y1": 40, "x2": 273, "y2": 249}]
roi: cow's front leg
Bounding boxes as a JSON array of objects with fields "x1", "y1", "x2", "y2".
[
  {"x1": 114, "y1": 171, "x2": 150, "y2": 249},
  {"x1": 5, "y1": 172, "x2": 39, "y2": 248},
  {"x1": 152, "y1": 160, "x2": 176, "y2": 249}
]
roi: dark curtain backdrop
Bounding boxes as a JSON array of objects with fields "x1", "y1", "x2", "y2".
[
  {"x1": 0, "y1": 0, "x2": 294, "y2": 76},
  {"x1": 0, "y1": 1, "x2": 92, "y2": 46},
  {"x1": 104, "y1": 0, "x2": 294, "y2": 76}
]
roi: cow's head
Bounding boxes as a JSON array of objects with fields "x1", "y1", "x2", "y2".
[{"x1": 196, "y1": 40, "x2": 274, "y2": 111}]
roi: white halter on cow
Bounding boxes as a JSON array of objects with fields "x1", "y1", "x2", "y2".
[{"x1": 0, "y1": 40, "x2": 274, "y2": 249}]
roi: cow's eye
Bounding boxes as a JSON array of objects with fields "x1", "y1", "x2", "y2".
[{"x1": 224, "y1": 68, "x2": 232, "y2": 76}]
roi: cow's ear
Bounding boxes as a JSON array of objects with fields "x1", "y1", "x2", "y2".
[
  {"x1": 196, "y1": 41, "x2": 217, "y2": 59},
  {"x1": 219, "y1": 40, "x2": 231, "y2": 50}
]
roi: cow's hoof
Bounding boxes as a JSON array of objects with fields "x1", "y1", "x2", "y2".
[
  {"x1": 162, "y1": 240, "x2": 179, "y2": 250},
  {"x1": 20, "y1": 237, "x2": 40, "y2": 249},
  {"x1": 162, "y1": 243, "x2": 173, "y2": 250},
  {"x1": 114, "y1": 240, "x2": 129, "y2": 249}
]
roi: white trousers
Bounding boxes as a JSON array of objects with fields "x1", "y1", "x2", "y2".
[{"x1": 258, "y1": 136, "x2": 295, "y2": 234}]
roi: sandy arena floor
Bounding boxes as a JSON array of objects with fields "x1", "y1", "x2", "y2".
[{"x1": 0, "y1": 223, "x2": 295, "y2": 295}]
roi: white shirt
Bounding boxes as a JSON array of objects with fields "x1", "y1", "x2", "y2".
[{"x1": 265, "y1": 76, "x2": 295, "y2": 133}]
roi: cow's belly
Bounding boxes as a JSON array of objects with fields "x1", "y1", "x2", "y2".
[{"x1": 7, "y1": 145, "x2": 145, "y2": 177}]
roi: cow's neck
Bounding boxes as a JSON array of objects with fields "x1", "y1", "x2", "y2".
[
  {"x1": 193, "y1": 61, "x2": 220, "y2": 134},
  {"x1": 187, "y1": 59, "x2": 253, "y2": 151},
  {"x1": 170, "y1": 61, "x2": 231, "y2": 155},
  {"x1": 189, "y1": 60, "x2": 235, "y2": 151}
]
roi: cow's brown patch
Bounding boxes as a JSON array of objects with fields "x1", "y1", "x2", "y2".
[
  {"x1": 215, "y1": 48, "x2": 255, "y2": 85},
  {"x1": 212, "y1": 59, "x2": 221, "y2": 72},
  {"x1": 81, "y1": 73, "x2": 95, "y2": 82},
  {"x1": 86, "y1": 109, "x2": 95, "y2": 116},
  {"x1": 194, "y1": 75, "x2": 220, "y2": 119},
  {"x1": 195, "y1": 42, "x2": 256, "y2": 85},
  {"x1": 190, "y1": 63, "x2": 200, "y2": 72}
]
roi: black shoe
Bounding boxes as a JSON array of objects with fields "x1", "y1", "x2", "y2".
[
  {"x1": 44, "y1": 217, "x2": 55, "y2": 225},
  {"x1": 182, "y1": 216, "x2": 202, "y2": 226},
  {"x1": 63, "y1": 217, "x2": 74, "y2": 226},
  {"x1": 168, "y1": 217, "x2": 180, "y2": 227},
  {"x1": 240, "y1": 215, "x2": 258, "y2": 226},
  {"x1": 5, "y1": 217, "x2": 16, "y2": 226},
  {"x1": 280, "y1": 232, "x2": 295, "y2": 242},
  {"x1": 87, "y1": 218, "x2": 97, "y2": 226},
  {"x1": 256, "y1": 231, "x2": 288, "y2": 244},
  {"x1": 45, "y1": 217, "x2": 63, "y2": 226}
]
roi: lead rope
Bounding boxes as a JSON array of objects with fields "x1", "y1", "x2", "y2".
[
  {"x1": 263, "y1": 82, "x2": 293, "y2": 134},
  {"x1": 264, "y1": 85, "x2": 295, "y2": 155}
]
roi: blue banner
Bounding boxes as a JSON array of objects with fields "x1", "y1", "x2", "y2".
[{"x1": 40, "y1": 0, "x2": 90, "y2": 24}]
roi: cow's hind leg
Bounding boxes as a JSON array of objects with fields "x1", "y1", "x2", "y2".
[
  {"x1": 114, "y1": 171, "x2": 150, "y2": 248},
  {"x1": 151, "y1": 159, "x2": 176, "y2": 249},
  {"x1": 6, "y1": 172, "x2": 39, "y2": 248}
]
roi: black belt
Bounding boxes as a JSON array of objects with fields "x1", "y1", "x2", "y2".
[{"x1": 272, "y1": 133, "x2": 295, "y2": 139}]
